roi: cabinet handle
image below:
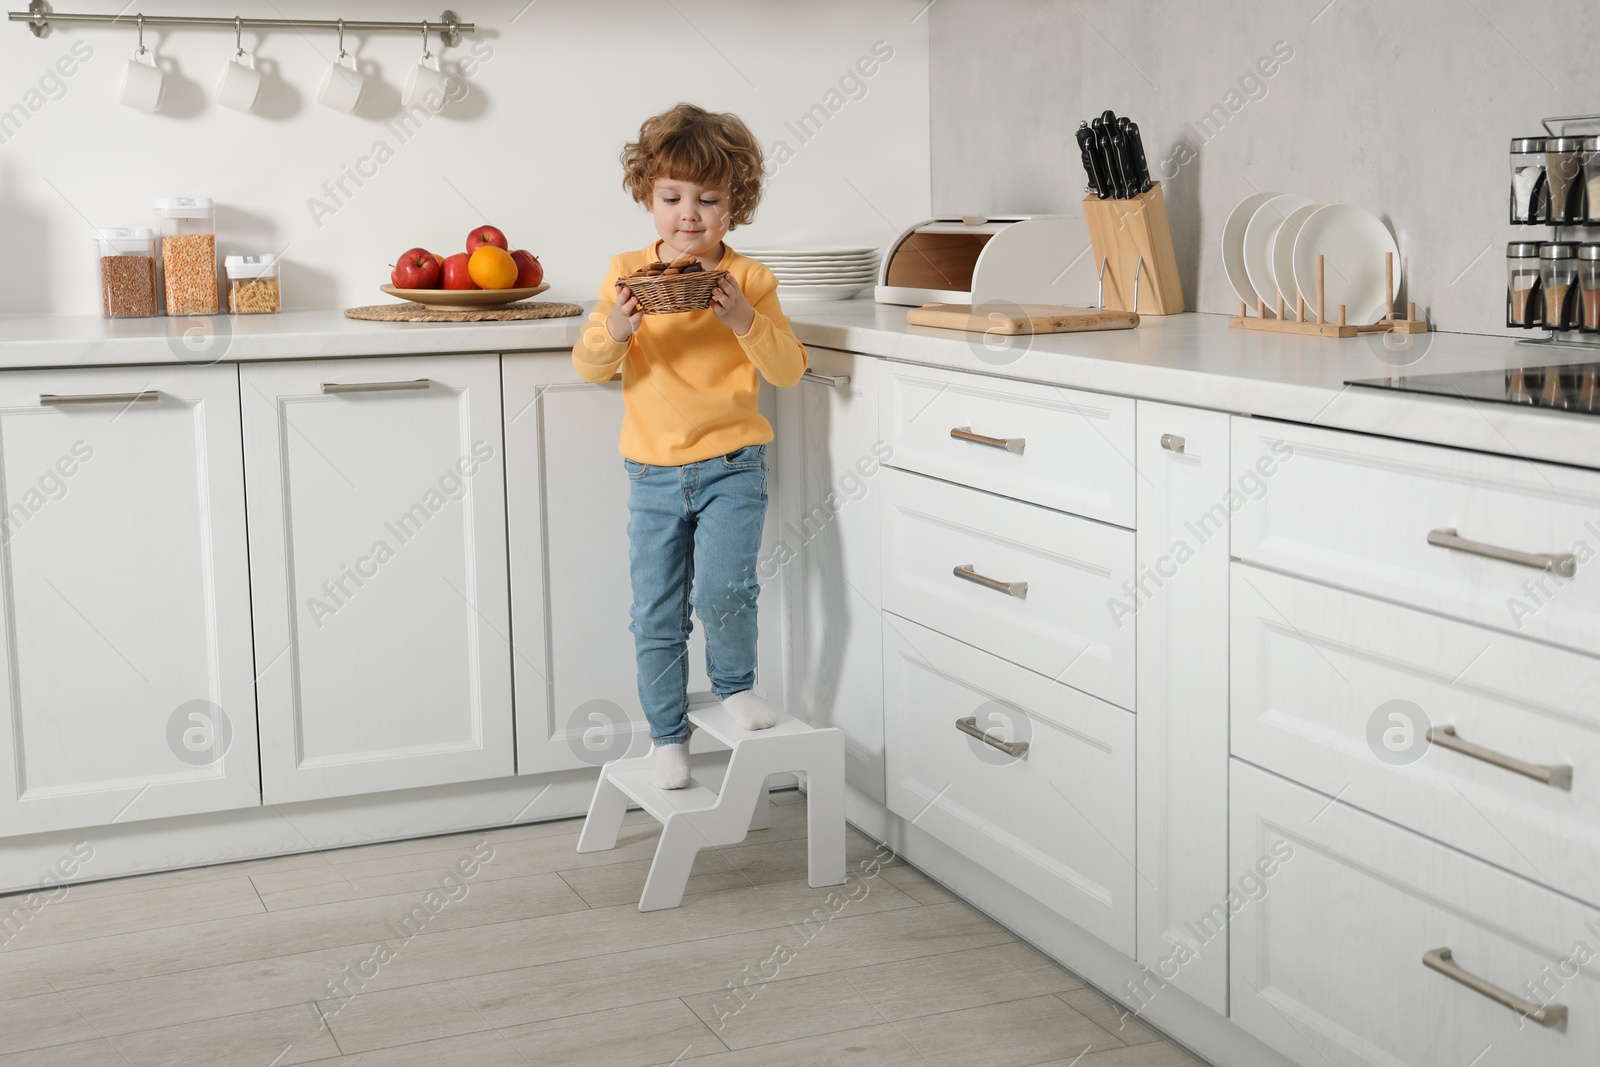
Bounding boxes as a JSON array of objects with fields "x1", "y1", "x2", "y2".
[
  {"x1": 39, "y1": 390, "x2": 160, "y2": 406},
  {"x1": 1159, "y1": 433, "x2": 1185, "y2": 453},
  {"x1": 952, "y1": 564, "x2": 1027, "y2": 598},
  {"x1": 955, "y1": 716, "x2": 1029, "y2": 758},
  {"x1": 1423, "y1": 948, "x2": 1567, "y2": 1029},
  {"x1": 1426, "y1": 725, "x2": 1572, "y2": 790},
  {"x1": 1427, "y1": 527, "x2": 1577, "y2": 579},
  {"x1": 801, "y1": 370, "x2": 851, "y2": 388},
  {"x1": 950, "y1": 426, "x2": 1024, "y2": 454},
  {"x1": 320, "y1": 378, "x2": 432, "y2": 395}
]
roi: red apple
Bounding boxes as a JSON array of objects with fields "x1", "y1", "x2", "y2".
[
  {"x1": 442, "y1": 252, "x2": 479, "y2": 290},
  {"x1": 391, "y1": 247, "x2": 441, "y2": 289},
  {"x1": 510, "y1": 249, "x2": 544, "y2": 288},
  {"x1": 466, "y1": 225, "x2": 508, "y2": 254}
]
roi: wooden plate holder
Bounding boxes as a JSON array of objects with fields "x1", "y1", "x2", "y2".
[
  {"x1": 1083, "y1": 182, "x2": 1185, "y2": 315},
  {"x1": 1229, "y1": 251, "x2": 1429, "y2": 338}
]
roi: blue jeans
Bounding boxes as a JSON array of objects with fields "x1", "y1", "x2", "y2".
[{"x1": 624, "y1": 443, "x2": 768, "y2": 747}]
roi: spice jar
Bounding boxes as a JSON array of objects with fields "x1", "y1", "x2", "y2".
[
  {"x1": 1538, "y1": 242, "x2": 1578, "y2": 330},
  {"x1": 1579, "y1": 244, "x2": 1600, "y2": 333},
  {"x1": 1584, "y1": 136, "x2": 1600, "y2": 225},
  {"x1": 1509, "y1": 137, "x2": 1548, "y2": 224},
  {"x1": 156, "y1": 197, "x2": 218, "y2": 315},
  {"x1": 96, "y1": 228, "x2": 159, "y2": 318},
  {"x1": 1545, "y1": 138, "x2": 1586, "y2": 225},
  {"x1": 225, "y1": 254, "x2": 281, "y2": 314},
  {"x1": 1506, "y1": 242, "x2": 1543, "y2": 329}
]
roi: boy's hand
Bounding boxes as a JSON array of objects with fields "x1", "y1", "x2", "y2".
[
  {"x1": 607, "y1": 284, "x2": 643, "y2": 342},
  {"x1": 711, "y1": 274, "x2": 756, "y2": 336}
]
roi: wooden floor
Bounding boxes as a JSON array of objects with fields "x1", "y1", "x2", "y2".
[{"x1": 0, "y1": 791, "x2": 1210, "y2": 1066}]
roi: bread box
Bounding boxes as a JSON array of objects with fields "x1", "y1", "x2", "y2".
[{"x1": 874, "y1": 215, "x2": 1096, "y2": 308}]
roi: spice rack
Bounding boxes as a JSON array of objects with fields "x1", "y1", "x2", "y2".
[
  {"x1": 1229, "y1": 250, "x2": 1429, "y2": 339},
  {"x1": 1515, "y1": 112, "x2": 1600, "y2": 353}
]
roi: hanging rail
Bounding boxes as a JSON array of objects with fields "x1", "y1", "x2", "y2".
[{"x1": 7, "y1": 1, "x2": 473, "y2": 43}]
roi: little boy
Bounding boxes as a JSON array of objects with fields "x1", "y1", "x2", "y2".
[{"x1": 571, "y1": 103, "x2": 807, "y2": 789}]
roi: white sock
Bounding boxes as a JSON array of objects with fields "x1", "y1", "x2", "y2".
[
  {"x1": 653, "y1": 742, "x2": 690, "y2": 789},
  {"x1": 722, "y1": 689, "x2": 776, "y2": 730}
]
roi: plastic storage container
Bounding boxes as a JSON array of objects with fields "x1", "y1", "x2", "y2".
[
  {"x1": 156, "y1": 197, "x2": 218, "y2": 315},
  {"x1": 1506, "y1": 241, "x2": 1543, "y2": 329},
  {"x1": 97, "y1": 228, "x2": 159, "y2": 318},
  {"x1": 1539, "y1": 242, "x2": 1579, "y2": 330},
  {"x1": 1579, "y1": 244, "x2": 1600, "y2": 333},
  {"x1": 1509, "y1": 137, "x2": 1547, "y2": 224},
  {"x1": 225, "y1": 254, "x2": 281, "y2": 314}
]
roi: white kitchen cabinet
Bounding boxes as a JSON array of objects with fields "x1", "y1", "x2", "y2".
[
  {"x1": 883, "y1": 611, "x2": 1136, "y2": 954},
  {"x1": 241, "y1": 356, "x2": 513, "y2": 804},
  {"x1": 1230, "y1": 759, "x2": 1600, "y2": 1067},
  {"x1": 1134, "y1": 402, "x2": 1231, "y2": 1015},
  {"x1": 775, "y1": 348, "x2": 886, "y2": 800},
  {"x1": 0, "y1": 366, "x2": 258, "y2": 835},
  {"x1": 502, "y1": 354, "x2": 788, "y2": 775}
]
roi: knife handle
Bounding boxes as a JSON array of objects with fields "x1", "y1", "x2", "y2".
[
  {"x1": 1121, "y1": 118, "x2": 1152, "y2": 194},
  {"x1": 1076, "y1": 122, "x2": 1105, "y2": 198}
]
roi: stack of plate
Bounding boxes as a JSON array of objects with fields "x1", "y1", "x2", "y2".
[
  {"x1": 741, "y1": 246, "x2": 880, "y2": 301},
  {"x1": 1221, "y1": 194, "x2": 1400, "y2": 323}
]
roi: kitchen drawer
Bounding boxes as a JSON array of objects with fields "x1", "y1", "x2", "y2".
[
  {"x1": 884, "y1": 612, "x2": 1136, "y2": 955},
  {"x1": 1231, "y1": 759, "x2": 1600, "y2": 1067},
  {"x1": 1232, "y1": 564, "x2": 1600, "y2": 906},
  {"x1": 1232, "y1": 418, "x2": 1600, "y2": 655},
  {"x1": 880, "y1": 362, "x2": 1136, "y2": 527},
  {"x1": 880, "y1": 465, "x2": 1135, "y2": 710}
]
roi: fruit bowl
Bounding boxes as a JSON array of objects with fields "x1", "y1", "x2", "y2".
[{"x1": 380, "y1": 284, "x2": 549, "y2": 312}]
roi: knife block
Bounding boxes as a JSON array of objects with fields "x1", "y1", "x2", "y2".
[{"x1": 1082, "y1": 182, "x2": 1185, "y2": 315}]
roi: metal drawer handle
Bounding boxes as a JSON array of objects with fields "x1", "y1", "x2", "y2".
[
  {"x1": 1160, "y1": 433, "x2": 1185, "y2": 453},
  {"x1": 1423, "y1": 948, "x2": 1567, "y2": 1029},
  {"x1": 950, "y1": 426, "x2": 1024, "y2": 454},
  {"x1": 40, "y1": 390, "x2": 160, "y2": 406},
  {"x1": 321, "y1": 378, "x2": 432, "y2": 395},
  {"x1": 953, "y1": 564, "x2": 1027, "y2": 598},
  {"x1": 955, "y1": 716, "x2": 1029, "y2": 758},
  {"x1": 801, "y1": 370, "x2": 851, "y2": 388},
  {"x1": 1427, "y1": 527, "x2": 1577, "y2": 579},
  {"x1": 1427, "y1": 726, "x2": 1572, "y2": 790}
]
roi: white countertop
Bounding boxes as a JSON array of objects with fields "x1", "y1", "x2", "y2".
[{"x1": 1, "y1": 300, "x2": 1595, "y2": 469}]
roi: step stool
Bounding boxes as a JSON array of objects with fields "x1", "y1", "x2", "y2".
[{"x1": 575, "y1": 703, "x2": 846, "y2": 911}]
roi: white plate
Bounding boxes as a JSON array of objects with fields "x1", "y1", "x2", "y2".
[
  {"x1": 1270, "y1": 202, "x2": 1324, "y2": 313},
  {"x1": 758, "y1": 258, "x2": 878, "y2": 269},
  {"x1": 775, "y1": 282, "x2": 870, "y2": 300},
  {"x1": 1292, "y1": 204, "x2": 1400, "y2": 325},
  {"x1": 1221, "y1": 191, "x2": 1274, "y2": 308},
  {"x1": 742, "y1": 246, "x2": 877, "y2": 257},
  {"x1": 769, "y1": 268, "x2": 879, "y2": 279},
  {"x1": 1243, "y1": 194, "x2": 1315, "y2": 310},
  {"x1": 747, "y1": 251, "x2": 878, "y2": 260}
]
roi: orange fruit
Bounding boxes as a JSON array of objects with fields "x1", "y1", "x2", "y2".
[{"x1": 468, "y1": 245, "x2": 517, "y2": 289}]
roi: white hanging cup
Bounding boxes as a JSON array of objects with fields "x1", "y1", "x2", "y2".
[
  {"x1": 318, "y1": 23, "x2": 365, "y2": 113},
  {"x1": 401, "y1": 52, "x2": 447, "y2": 108},
  {"x1": 216, "y1": 19, "x2": 263, "y2": 113},
  {"x1": 119, "y1": 48, "x2": 164, "y2": 113}
]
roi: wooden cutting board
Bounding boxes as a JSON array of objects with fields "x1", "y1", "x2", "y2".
[{"x1": 907, "y1": 303, "x2": 1138, "y2": 335}]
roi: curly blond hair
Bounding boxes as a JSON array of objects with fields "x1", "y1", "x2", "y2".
[{"x1": 620, "y1": 103, "x2": 765, "y2": 228}]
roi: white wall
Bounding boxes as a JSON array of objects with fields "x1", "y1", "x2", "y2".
[
  {"x1": 930, "y1": 0, "x2": 1597, "y2": 336},
  {"x1": 0, "y1": 0, "x2": 930, "y2": 315}
]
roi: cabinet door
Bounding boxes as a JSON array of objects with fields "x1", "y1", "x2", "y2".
[
  {"x1": 0, "y1": 366, "x2": 257, "y2": 835},
  {"x1": 502, "y1": 354, "x2": 788, "y2": 774},
  {"x1": 1134, "y1": 402, "x2": 1231, "y2": 1014},
  {"x1": 1231, "y1": 759, "x2": 1600, "y2": 1067},
  {"x1": 778, "y1": 349, "x2": 886, "y2": 800},
  {"x1": 241, "y1": 356, "x2": 512, "y2": 803}
]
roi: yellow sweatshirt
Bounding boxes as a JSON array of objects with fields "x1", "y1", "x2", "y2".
[{"x1": 571, "y1": 241, "x2": 808, "y2": 466}]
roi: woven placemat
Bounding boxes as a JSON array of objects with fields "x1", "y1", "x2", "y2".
[{"x1": 345, "y1": 301, "x2": 585, "y2": 323}]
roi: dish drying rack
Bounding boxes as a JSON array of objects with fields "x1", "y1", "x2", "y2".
[
  {"x1": 1229, "y1": 250, "x2": 1428, "y2": 339},
  {"x1": 1519, "y1": 111, "x2": 1600, "y2": 353}
]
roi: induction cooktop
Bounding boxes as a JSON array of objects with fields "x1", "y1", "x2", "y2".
[{"x1": 1346, "y1": 362, "x2": 1600, "y2": 416}]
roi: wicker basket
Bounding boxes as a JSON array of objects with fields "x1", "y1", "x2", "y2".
[{"x1": 618, "y1": 268, "x2": 728, "y2": 314}]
